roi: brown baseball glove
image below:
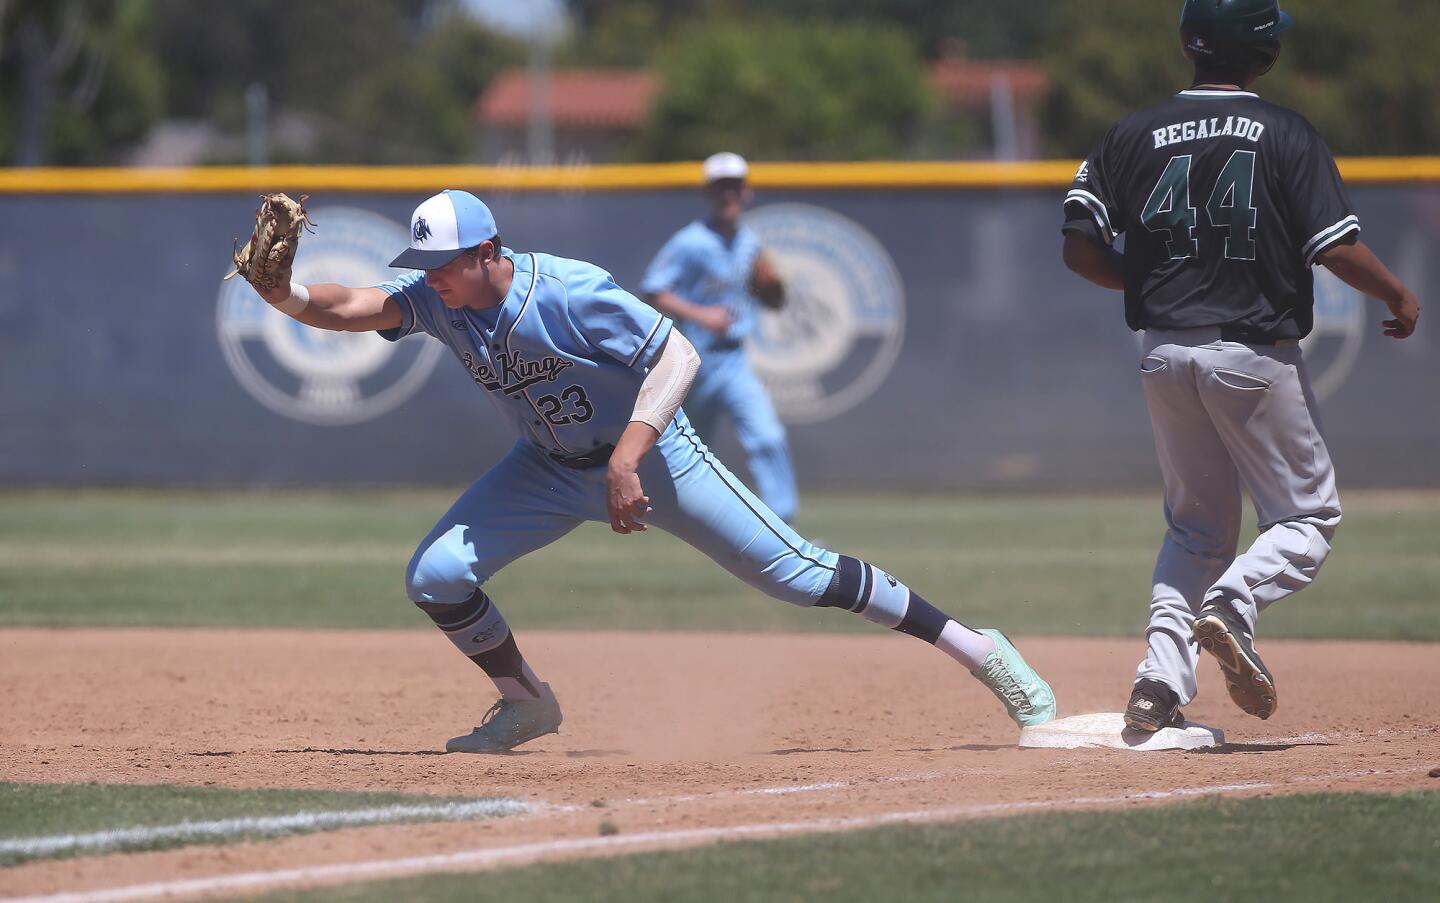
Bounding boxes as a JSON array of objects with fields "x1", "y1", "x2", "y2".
[
  {"x1": 749, "y1": 249, "x2": 785, "y2": 309},
  {"x1": 224, "y1": 193, "x2": 316, "y2": 293}
]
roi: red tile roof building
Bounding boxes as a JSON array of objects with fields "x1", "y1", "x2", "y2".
[{"x1": 477, "y1": 69, "x2": 659, "y2": 130}]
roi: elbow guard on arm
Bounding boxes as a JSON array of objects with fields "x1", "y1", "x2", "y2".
[{"x1": 631, "y1": 331, "x2": 701, "y2": 434}]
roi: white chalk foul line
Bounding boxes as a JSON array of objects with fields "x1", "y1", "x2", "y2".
[
  {"x1": 609, "y1": 780, "x2": 852, "y2": 809},
  {"x1": 0, "y1": 799, "x2": 526, "y2": 863},
  {"x1": 1244, "y1": 731, "x2": 1331, "y2": 746},
  {"x1": 10, "y1": 766, "x2": 1429, "y2": 903}
]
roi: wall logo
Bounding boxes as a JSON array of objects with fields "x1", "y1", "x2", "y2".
[
  {"x1": 216, "y1": 207, "x2": 443, "y2": 426},
  {"x1": 1303, "y1": 265, "x2": 1366, "y2": 400},
  {"x1": 744, "y1": 204, "x2": 906, "y2": 424}
]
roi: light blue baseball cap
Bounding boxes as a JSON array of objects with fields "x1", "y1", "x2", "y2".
[{"x1": 390, "y1": 189, "x2": 499, "y2": 269}]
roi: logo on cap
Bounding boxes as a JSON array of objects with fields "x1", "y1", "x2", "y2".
[{"x1": 413, "y1": 216, "x2": 432, "y2": 244}]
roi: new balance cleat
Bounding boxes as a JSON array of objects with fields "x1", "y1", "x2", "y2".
[
  {"x1": 446, "y1": 683, "x2": 563, "y2": 753},
  {"x1": 1194, "y1": 601, "x2": 1277, "y2": 720},
  {"x1": 1124, "y1": 678, "x2": 1184, "y2": 732},
  {"x1": 974, "y1": 629, "x2": 1057, "y2": 727}
]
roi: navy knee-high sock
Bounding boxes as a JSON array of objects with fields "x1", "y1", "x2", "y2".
[
  {"x1": 816, "y1": 555, "x2": 997, "y2": 670},
  {"x1": 414, "y1": 591, "x2": 543, "y2": 699}
]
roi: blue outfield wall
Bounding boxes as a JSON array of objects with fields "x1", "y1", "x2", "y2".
[{"x1": 0, "y1": 186, "x2": 1435, "y2": 489}]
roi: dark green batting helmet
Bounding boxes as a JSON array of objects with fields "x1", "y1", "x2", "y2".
[{"x1": 1180, "y1": 0, "x2": 1294, "y2": 65}]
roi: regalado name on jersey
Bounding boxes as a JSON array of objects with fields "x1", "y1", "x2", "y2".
[{"x1": 1153, "y1": 115, "x2": 1266, "y2": 149}]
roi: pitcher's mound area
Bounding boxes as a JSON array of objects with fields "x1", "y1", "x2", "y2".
[{"x1": 1, "y1": 629, "x2": 1436, "y2": 898}]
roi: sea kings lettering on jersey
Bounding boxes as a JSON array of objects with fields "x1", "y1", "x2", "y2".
[
  {"x1": 1154, "y1": 116, "x2": 1265, "y2": 149},
  {"x1": 461, "y1": 349, "x2": 574, "y2": 395}
]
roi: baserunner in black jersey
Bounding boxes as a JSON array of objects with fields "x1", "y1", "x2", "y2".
[{"x1": 1061, "y1": 0, "x2": 1421, "y2": 733}]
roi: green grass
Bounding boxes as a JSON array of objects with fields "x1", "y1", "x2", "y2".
[
  {"x1": 1, "y1": 490, "x2": 1436, "y2": 639},
  {"x1": 260, "y1": 792, "x2": 1440, "y2": 903},
  {"x1": 0, "y1": 782, "x2": 519, "y2": 866}
]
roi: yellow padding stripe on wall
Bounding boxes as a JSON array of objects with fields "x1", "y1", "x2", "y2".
[{"x1": 1, "y1": 158, "x2": 1438, "y2": 194}]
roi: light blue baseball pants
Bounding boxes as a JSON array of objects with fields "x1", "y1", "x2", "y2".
[
  {"x1": 406, "y1": 410, "x2": 835, "y2": 609},
  {"x1": 682, "y1": 348, "x2": 799, "y2": 524}
]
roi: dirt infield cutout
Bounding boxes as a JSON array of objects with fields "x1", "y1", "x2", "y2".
[{"x1": 0, "y1": 629, "x2": 1435, "y2": 899}]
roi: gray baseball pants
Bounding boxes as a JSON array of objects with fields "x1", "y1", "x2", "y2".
[{"x1": 1134, "y1": 327, "x2": 1342, "y2": 704}]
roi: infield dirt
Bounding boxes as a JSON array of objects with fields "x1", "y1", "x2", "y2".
[{"x1": 2, "y1": 629, "x2": 1436, "y2": 897}]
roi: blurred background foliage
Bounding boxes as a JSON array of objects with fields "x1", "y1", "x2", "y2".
[
  {"x1": 636, "y1": 18, "x2": 933, "y2": 162},
  {"x1": 1, "y1": 0, "x2": 1435, "y2": 166},
  {"x1": 1039, "y1": 0, "x2": 1440, "y2": 158}
]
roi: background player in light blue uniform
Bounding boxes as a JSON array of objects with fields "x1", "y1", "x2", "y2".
[
  {"x1": 642, "y1": 153, "x2": 799, "y2": 522},
  {"x1": 246, "y1": 188, "x2": 1054, "y2": 752}
]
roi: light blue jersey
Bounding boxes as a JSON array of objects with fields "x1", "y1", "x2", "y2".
[
  {"x1": 640, "y1": 220, "x2": 762, "y2": 355},
  {"x1": 379, "y1": 250, "x2": 670, "y2": 459},
  {"x1": 641, "y1": 219, "x2": 797, "y2": 522},
  {"x1": 372, "y1": 248, "x2": 843, "y2": 619}
]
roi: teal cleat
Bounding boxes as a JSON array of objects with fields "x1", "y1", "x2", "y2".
[
  {"x1": 973, "y1": 629, "x2": 1057, "y2": 728},
  {"x1": 446, "y1": 683, "x2": 563, "y2": 754}
]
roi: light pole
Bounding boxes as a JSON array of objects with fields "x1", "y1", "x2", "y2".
[{"x1": 457, "y1": 0, "x2": 570, "y2": 166}]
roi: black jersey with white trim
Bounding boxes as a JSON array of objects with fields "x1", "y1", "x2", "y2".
[{"x1": 1063, "y1": 89, "x2": 1358, "y2": 340}]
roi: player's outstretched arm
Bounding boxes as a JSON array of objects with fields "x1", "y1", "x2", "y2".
[
  {"x1": 1062, "y1": 233, "x2": 1125, "y2": 291},
  {"x1": 1315, "y1": 241, "x2": 1421, "y2": 339},
  {"x1": 253, "y1": 282, "x2": 403, "y2": 333},
  {"x1": 229, "y1": 193, "x2": 403, "y2": 333}
]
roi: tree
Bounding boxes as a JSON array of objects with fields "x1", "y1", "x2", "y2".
[
  {"x1": 1264, "y1": 0, "x2": 1440, "y2": 156},
  {"x1": 150, "y1": 0, "x2": 428, "y2": 134},
  {"x1": 1037, "y1": 0, "x2": 1188, "y2": 158},
  {"x1": 1040, "y1": 0, "x2": 1440, "y2": 157},
  {"x1": 321, "y1": 20, "x2": 524, "y2": 164},
  {"x1": 0, "y1": 0, "x2": 164, "y2": 165},
  {"x1": 753, "y1": 0, "x2": 1059, "y2": 59},
  {"x1": 637, "y1": 18, "x2": 933, "y2": 161},
  {"x1": 148, "y1": 0, "x2": 521, "y2": 164},
  {"x1": 560, "y1": 1, "x2": 667, "y2": 67},
  {"x1": 570, "y1": 0, "x2": 1060, "y2": 60}
]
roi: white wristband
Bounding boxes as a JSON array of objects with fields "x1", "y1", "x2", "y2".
[{"x1": 272, "y1": 282, "x2": 310, "y2": 316}]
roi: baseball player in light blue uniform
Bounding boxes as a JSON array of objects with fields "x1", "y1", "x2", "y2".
[
  {"x1": 246, "y1": 188, "x2": 1055, "y2": 752},
  {"x1": 642, "y1": 153, "x2": 799, "y2": 522}
]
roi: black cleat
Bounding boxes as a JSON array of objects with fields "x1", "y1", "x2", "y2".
[
  {"x1": 1124, "y1": 678, "x2": 1184, "y2": 733},
  {"x1": 1194, "y1": 601, "x2": 1277, "y2": 720}
]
